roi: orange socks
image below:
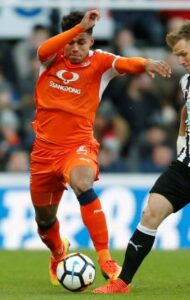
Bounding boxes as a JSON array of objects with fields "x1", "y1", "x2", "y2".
[
  {"x1": 38, "y1": 190, "x2": 110, "y2": 263},
  {"x1": 80, "y1": 198, "x2": 109, "y2": 260},
  {"x1": 78, "y1": 189, "x2": 110, "y2": 262},
  {"x1": 38, "y1": 219, "x2": 63, "y2": 259},
  {"x1": 97, "y1": 249, "x2": 112, "y2": 265}
]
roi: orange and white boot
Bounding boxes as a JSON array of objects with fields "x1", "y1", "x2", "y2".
[
  {"x1": 100, "y1": 259, "x2": 122, "y2": 280},
  {"x1": 49, "y1": 237, "x2": 70, "y2": 286},
  {"x1": 93, "y1": 278, "x2": 131, "y2": 294}
]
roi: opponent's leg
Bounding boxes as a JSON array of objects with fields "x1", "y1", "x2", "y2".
[{"x1": 93, "y1": 193, "x2": 173, "y2": 293}]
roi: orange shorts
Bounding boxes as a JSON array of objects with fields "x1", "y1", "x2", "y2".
[{"x1": 30, "y1": 138, "x2": 99, "y2": 206}]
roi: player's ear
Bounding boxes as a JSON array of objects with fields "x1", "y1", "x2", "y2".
[{"x1": 90, "y1": 38, "x2": 94, "y2": 47}]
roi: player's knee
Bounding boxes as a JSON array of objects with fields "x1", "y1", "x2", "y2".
[
  {"x1": 141, "y1": 207, "x2": 160, "y2": 228},
  {"x1": 72, "y1": 178, "x2": 93, "y2": 196}
]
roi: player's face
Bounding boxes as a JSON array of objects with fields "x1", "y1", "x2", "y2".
[
  {"x1": 64, "y1": 32, "x2": 94, "y2": 64},
  {"x1": 173, "y1": 39, "x2": 190, "y2": 73}
]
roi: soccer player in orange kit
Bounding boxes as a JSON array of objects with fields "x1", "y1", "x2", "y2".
[{"x1": 30, "y1": 9, "x2": 171, "y2": 286}]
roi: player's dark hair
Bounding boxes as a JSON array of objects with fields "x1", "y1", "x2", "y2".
[
  {"x1": 166, "y1": 21, "x2": 190, "y2": 48},
  {"x1": 61, "y1": 11, "x2": 93, "y2": 35}
]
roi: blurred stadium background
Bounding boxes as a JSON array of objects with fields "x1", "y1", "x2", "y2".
[{"x1": 0, "y1": 0, "x2": 190, "y2": 251}]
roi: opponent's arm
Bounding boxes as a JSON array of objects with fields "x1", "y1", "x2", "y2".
[
  {"x1": 114, "y1": 57, "x2": 171, "y2": 78},
  {"x1": 38, "y1": 10, "x2": 100, "y2": 63},
  {"x1": 177, "y1": 104, "x2": 186, "y2": 155}
]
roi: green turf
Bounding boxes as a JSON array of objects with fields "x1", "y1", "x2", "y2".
[{"x1": 1, "y1": 249, "x2": 190, "y2": 300}]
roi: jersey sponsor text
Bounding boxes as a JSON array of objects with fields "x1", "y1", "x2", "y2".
[{"x1": 49, "y1": 80, "x2": 81, "y2": 95}]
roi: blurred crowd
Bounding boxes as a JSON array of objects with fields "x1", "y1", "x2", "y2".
[{"x1": 0, "y1": 8, "x2": 189, "y2": 173}]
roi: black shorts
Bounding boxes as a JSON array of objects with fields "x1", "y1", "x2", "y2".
[{"x1": 150, "y1": 160, "x2": 190, "y2": 212}]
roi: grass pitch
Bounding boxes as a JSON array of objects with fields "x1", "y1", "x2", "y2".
[{"x1": 1, "y1": 249, "x2": 190, "y2": 300}]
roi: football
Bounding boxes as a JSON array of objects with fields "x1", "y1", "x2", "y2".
[{"x1": 56, "y1": 252, "x2": 96, "y2": 292}]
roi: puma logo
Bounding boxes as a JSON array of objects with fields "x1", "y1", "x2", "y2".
[
  {"x1": 93, "y1": 209, "x2": 102, "y2": 214},
  {"x1": 129, "y1": 240, "x2": 142, "y2": 251},
  {"x1": 40, "y1": 234, "x2": 48, "y2": 240}
]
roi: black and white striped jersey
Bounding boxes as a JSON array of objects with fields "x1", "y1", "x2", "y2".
[{"x1": 177, "y1": 74, "x2": 190, "y2": 166}]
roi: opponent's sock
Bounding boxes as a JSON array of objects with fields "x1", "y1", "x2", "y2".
[
  {"x1": 119, "y1": 223, "x2": 157, "y2": 284},
  {"x1": 78, "y1": 190, "x2": 109, "y2": 255},
  {"x1": 38, "y1": 219, "x2": 63, "y2": 259}
]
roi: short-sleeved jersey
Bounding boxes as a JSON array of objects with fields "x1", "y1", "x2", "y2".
[
  {"x1": 34, "y1": 49, "x2": 119, "y2": 146},
  {"x1": 178, "y1": 74, "x2": 190, "y2": 167}
]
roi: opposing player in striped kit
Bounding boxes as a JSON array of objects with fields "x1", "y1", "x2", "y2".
[{"x1": 93, "y1": 21, "x2": 190, "y2": 294}]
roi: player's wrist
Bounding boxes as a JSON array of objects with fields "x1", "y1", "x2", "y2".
[{"x1": 75, "y1": 24, "x2": 85, "y2": 33}]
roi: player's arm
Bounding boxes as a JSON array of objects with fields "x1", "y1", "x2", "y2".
[
  {"x1": 177, "y1": 104, "x2": 186, "y2": 155},
  {"x1": 38, "y1": 10, "x2": 100, "y2": 64},
  {"x1": 114, "y1": 57, "x2": 171, "y2": 78},
  {"x1": 37, "y1": 25, "x2": 84, "y2": 63}
]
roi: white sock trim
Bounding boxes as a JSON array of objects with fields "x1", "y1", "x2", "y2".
[{"x1": 137, "y1": 223, "x2": 157, "y2": 237}]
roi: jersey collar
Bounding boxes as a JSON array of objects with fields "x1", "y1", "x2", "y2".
[{"x1": 63, "y1": 51, "x2": 93, "y2": 69}]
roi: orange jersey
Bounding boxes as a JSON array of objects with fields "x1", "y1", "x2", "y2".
[
  {"x1": 34, "y1": 25, "x2": 147, "y2": 146},
  {"x1": 34, "y1": 49, "x2": 119, "y2": 146}
]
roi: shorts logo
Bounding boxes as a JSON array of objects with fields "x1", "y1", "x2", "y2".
[
  {"x1": 76, "y1": 145, "x2": 88, "y2": 155},
  {"x1": 56, "y1": 70, "x2": 79, "y2": 85}
]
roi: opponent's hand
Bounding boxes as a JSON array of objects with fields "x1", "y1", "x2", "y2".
[
  {"x1": 80, "y1": 10, "x2": 100, "y2": 31},
  {"x1": 145, "y1": 59, "x2": 172, "y2": 78}
]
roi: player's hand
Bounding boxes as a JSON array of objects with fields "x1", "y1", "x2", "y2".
[
  {"x1": 145, "y1": 59, "x2": 172, "y2": 78},
  {"x1": 80, "y1": 10, "x2": 100, "y2": 31}
]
